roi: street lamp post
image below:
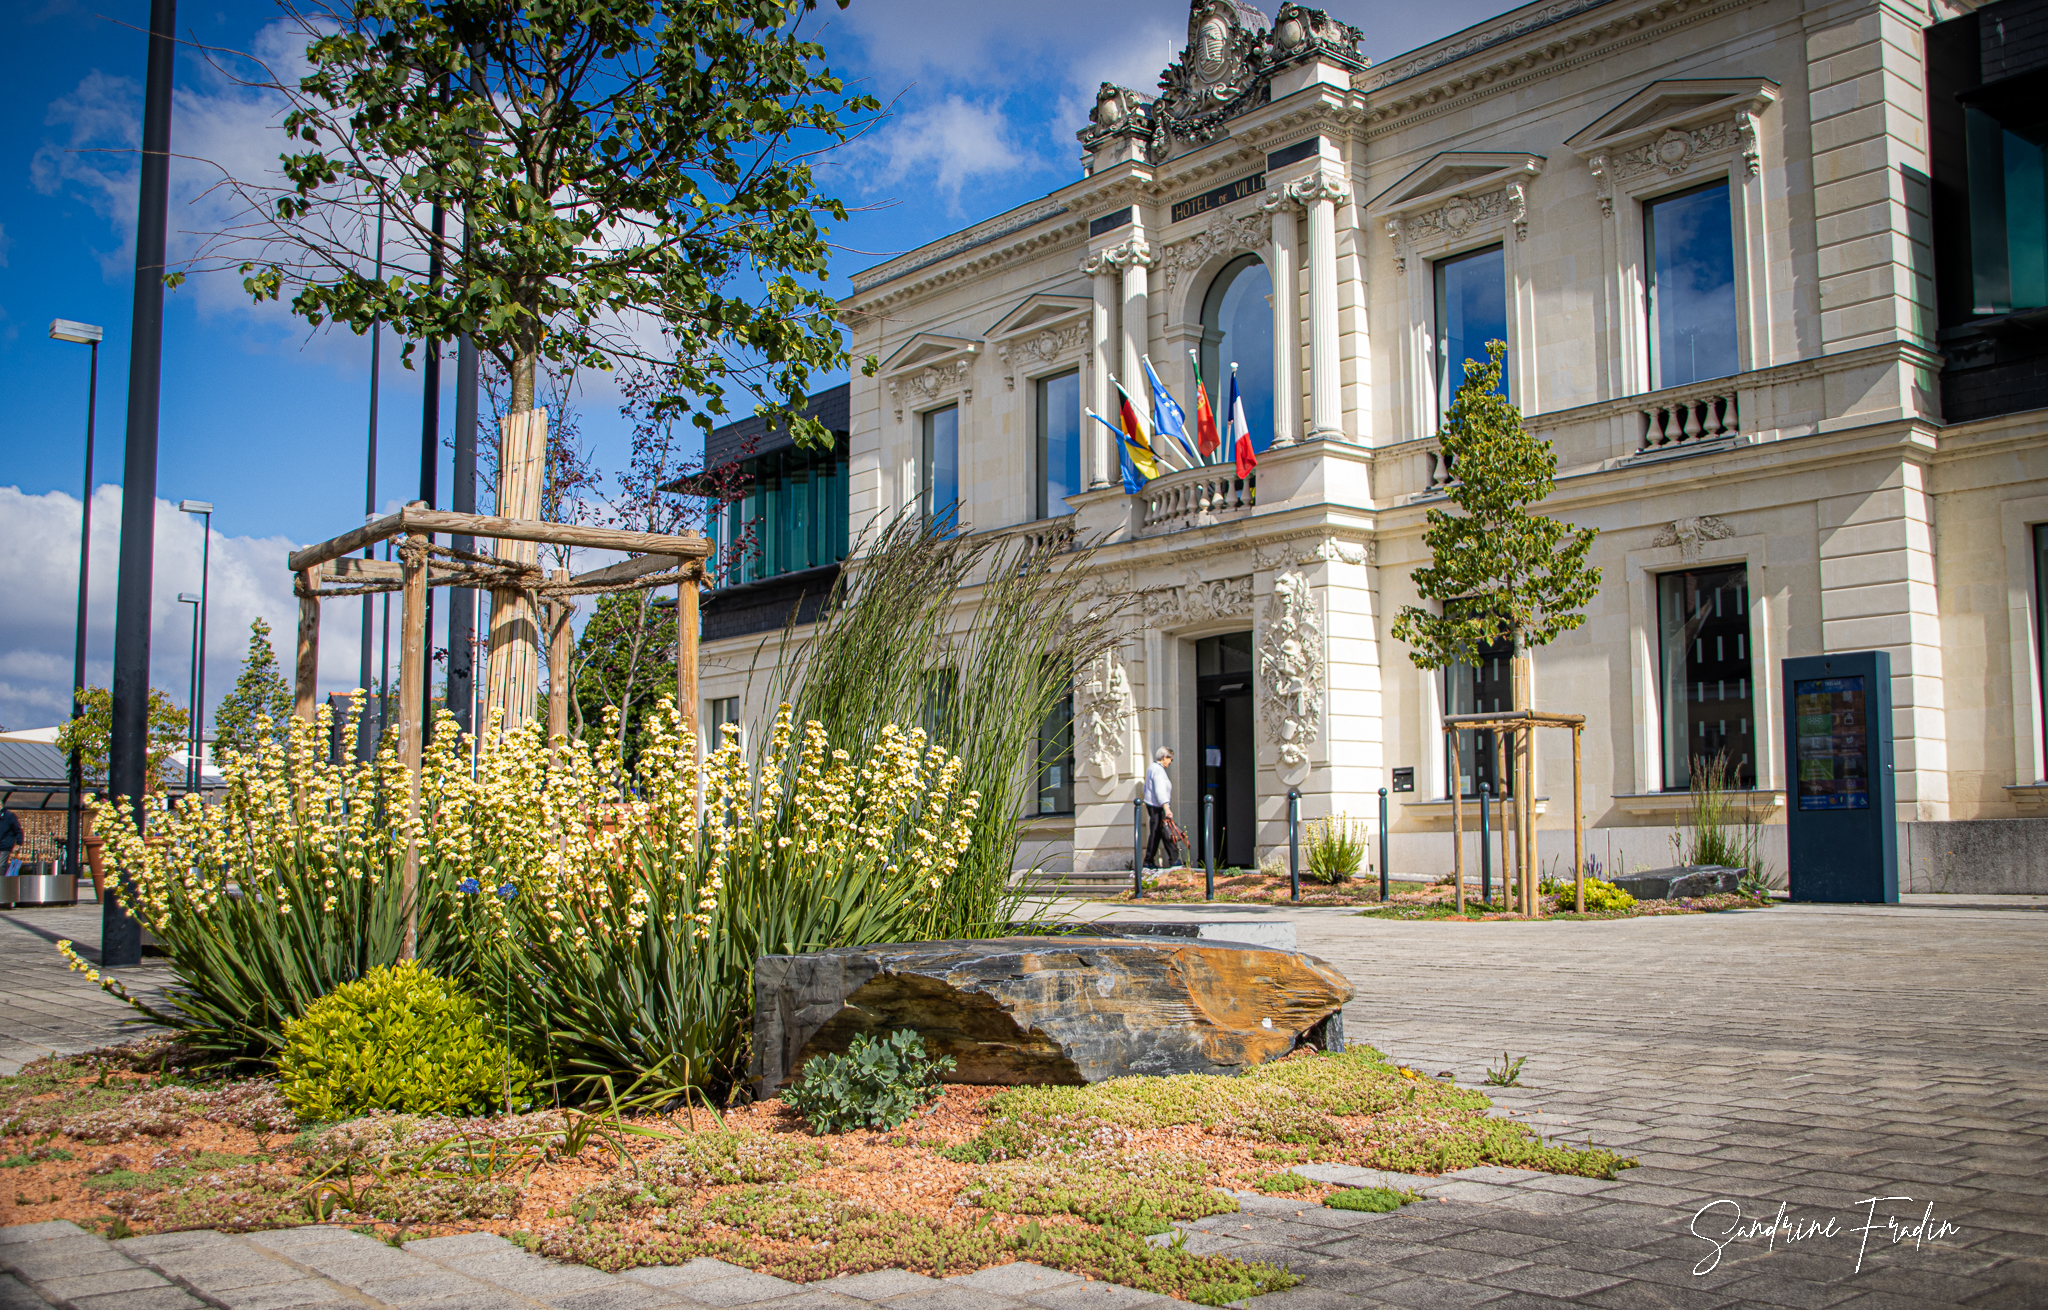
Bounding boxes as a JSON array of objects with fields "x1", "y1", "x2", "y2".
[
  {"x1": 177, "y1": 593, "x2": 200, "y2": 791},
  {"x1": 178, "y1": 501, "x2": 212, "y2": 791},
  {"x1": 49, "y1": 319, "x2": 103, "y2": 884}
]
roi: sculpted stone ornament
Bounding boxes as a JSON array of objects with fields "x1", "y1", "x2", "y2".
[
  {"x1": 1077, "y1": 652, "x2": 1136, "y2": 793},
  {"x1": 1162, "y1": 213, "x2": 1270, "y2": 291},
  {"x1": 1653, "y1": 515, "x2": 1737, "y2": 559},
  {"x1": 1260, "y1": 570, "x2": 1325, "y2": 780},
  {"x1": 750, "y1": 935, "x2": 1354, "y2": 1093}
]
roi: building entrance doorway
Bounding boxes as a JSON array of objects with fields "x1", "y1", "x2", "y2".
[{"x1": 1196, "y1": 632, "x2": 1256, "y2": 868}]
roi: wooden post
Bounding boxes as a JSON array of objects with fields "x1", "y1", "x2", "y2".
[
  {"x1": 294, "y1": 569, "x2": 320, "y2": 722},
  {"x1": 1522, "y1": 722, "x2": 1536, "y2": 917},
  {"x1": 676, "y1": 561, "x2": 700, "y2": 744},
  {"x1": 397, "y1": 531, "x2": 427, "y2": 962},
  {"x1": 1448, "y1": 726, "x2": 1464, "y2": 913},
  {"x1": 547, "y1": 570, "x2": 572, "y2": 744},
  {"x1": 1572, "y1": 722, "x2": 1585, "y2": 914},
  {"x1": 484, "y1": 408, "x2": 547, "y2": 729},
  {"x1": 1493, "y1": 730, "x2": 1512, "y2": 912}
]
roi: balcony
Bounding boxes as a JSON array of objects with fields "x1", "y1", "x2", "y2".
[{"x1": 1139, "y1": 464, "x2": 1255, "y2": 536}]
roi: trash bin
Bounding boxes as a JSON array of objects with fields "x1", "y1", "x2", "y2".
[{"x1": 15, "y1": 858, "x2": 77, "y2": 907}]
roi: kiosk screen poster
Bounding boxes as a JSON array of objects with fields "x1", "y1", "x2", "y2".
[{"x1": 1793, "y1": 676, "x2": 1869, "y2": 810}]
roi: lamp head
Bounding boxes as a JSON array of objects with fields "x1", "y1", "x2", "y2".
[
  {"x1": 178, "y1": 593, "x2": 201, "y2": 604},
  {"x1": 178, "y1": 500, "x2": 214, "y2": 515},
  {"x1": 48, "y1": 319, "x2": 104, "y2": 344}
]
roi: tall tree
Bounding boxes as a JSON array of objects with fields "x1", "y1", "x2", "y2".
[
  {"x1": 56, "y1": 688, "x2": 190, "y2": 792},
  {"x1": 223, "y1": 0, "x2": 874, "y2": 443},
  {"x1": 1390, "y1": 341, "x2": 1601, "y2": 705},
  {"x1": 569, "y1": 590, "x2": 678, "y2": 762},
  {"x1": 212, "y1": 618, "x2": 295, "y2": 761}
]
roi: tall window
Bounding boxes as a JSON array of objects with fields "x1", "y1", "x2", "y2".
[
  {"x1": 1035, "y1": 681, "x2": 1074, "y2": 815},
  {"x1": 1646, "y1": 181, "x2": 1738, "y2": 389},
  {"x1": 1658, "y1": 566, "x2": 1755, "y2": 790},
  {"x1": 707, "y1": 696, "x2": 740, "y2": 747},
  {"x1": 1202, "y1": 254, "x2": 1274, "y2": 448},
  {"x1": 1443, "y1": 637, "x2": 1512, "y2": 798},
  {"x1": 1036, "y1": 370, "x2": 1081, "y2": 519},
  {"x1": 1967, "y1": 107, "x2": 2048, "y2": 313},
  {"x1": 922, "y1": 405, "x2": 960, "y2": 535},
  {"x1": 1434, "y1": 244, "x2": 1507, "y2": 414}
]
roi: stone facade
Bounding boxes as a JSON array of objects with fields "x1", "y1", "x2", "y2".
[{"x1": 699, "y1": 0, "x2": 2048, "y2": 885}]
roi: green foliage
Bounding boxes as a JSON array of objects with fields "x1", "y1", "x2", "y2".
[
  {"x1": 1685, "y1": 751, "x2": 1767, "y2": 876},
  {"x1": 938, "y1": 1112, "x2": 1132, "y2": 1164},
  {"x1": 251, "y1": 0, "x2": 878, "y2": 442},
  {"x1": 1535, "y1": 877, "x2": 1635, "y2": 913},
  {"x1": 0, "y1": 1147, "x2": 73, "y2": 1168},
  {"x1": 54, "y1": 685, "x2": 189, "y2": 790},
  {"x1": 278, "y1": 963, "x2": 534, "y2": 1121},
  {"x1": 1366, "y1": 1110, "x2": 1635, "y2": 1179},
  {"x1": 783, "y1": 1031, "x2": 954, "y2": 1134},
  {"x1": 1302, "y1": 815, "x2": 1367, "y2": 885},
  {"x1": 960, "y1": 1157, "x2": 1236, "y2": 1233},
  {"x1": 1325, "y1": 1187, "x2": 1413, "y2": 1212},
  {"x1": 1251, "y1": 1171, "x2": 1314, "y2": 1194},
  {"x1": 572, "y1": 1133, "x2": 831, "y2": 1218},
  {"x1": 1390, "y1": 341, "x2": 1601, "y2": 672},
  {"x1": 770, "y1": 512, "x2": 1124, "y2": 930},
  {"x1": 569, "y1": 592, "x2": 678, "y2": 760},
  {"x1": 1482, "y1": 1053, "x2": 1528, "y2": 1087},
  {"x1": 211, "y1": 619, "x2": 293, "y2": 763}
]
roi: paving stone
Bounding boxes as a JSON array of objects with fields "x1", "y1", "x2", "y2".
[
  {"x1": 113, "y1": 1235, "x2": 236, "y2": 1259},
  {"x1": 0, "y1": 1274, "x2": 48, "y2": 1310},
  {"x1": 623, "y1": 1261, "x2": 757, "y2": 1290},
  {"x1": 67, "y1": 1287, "x2": 208, "y2": 1310},
  {"x1": 877, "y1": 1287, "x2": 1023, "y2": 1310},
  {"x1": 36, "y1": 1269, "x2": 171, "y2": 1303},
  {"x1": 813, "y1": 1272, "x2": 944, "y2": 1301},
  {"x1": 1011, "y1": 1281, "x2": 1171, "y2": 1310},
  {"x1": 203, "y1": 1280, "x2": 358, "y2": 1310},
  {"x1": 553, "y1": 1286, "x2": 707, "y2": 1310},
  {"x1": 1439, "y1": 1168, "x2": 1547, "y2": 1186},
  {"x1": 242, "y1": 1230, "x2": 377, "y2": 1256},
  {"x1": 4, "y1": 1246, "x2": 139, "y2": 1282},
  {"x1": 945, "y1": 1265, "x2": 1080, "y2": 1296},
  {"x1": 402, "y1": 1293, "x2": 534, "y2": 1310},
  {"x1": 404, "y1": 1233, "x2": 522, "y2": 1259},
  {"x1": 1363, "y1": 1272, "x2": 1509, "y2": 1307},
  {"x1": 0, "y1": 1224, "x2": 88, "y2": 1248},
  {"x1": 1390, "y1": 1251, "x2": 1529, "y2": 1282},
  {"x1": 676, "y1": 1273, "x2": 807, "y2": 1306}
]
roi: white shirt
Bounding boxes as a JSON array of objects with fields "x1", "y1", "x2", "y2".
[{"x1": 1144, "y1": 761, "x2": 1172, "y2": 807}]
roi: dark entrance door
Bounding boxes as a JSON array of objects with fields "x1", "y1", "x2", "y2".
[{"x1": 1197, "y1": 632, "x2": 1256, "y2": 868}]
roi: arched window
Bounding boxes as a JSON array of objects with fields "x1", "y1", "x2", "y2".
[{"x1": 1201, "y1": 254, "x2": 1274, "y2": 451}]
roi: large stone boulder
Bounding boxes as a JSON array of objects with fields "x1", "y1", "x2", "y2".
[
  {"x1": 751, "y1": 936, "x2": 1353, "y2": 1099},
  {"x1": 1610, "y1": 865, "x2": 1745, "y2": 900}
]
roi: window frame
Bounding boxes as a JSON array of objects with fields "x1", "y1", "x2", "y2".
[
  {"x1": 1431, "y1": 242, "x2": 1510, "y2": 418},
  {"x1": 1033, "y1": 367, "x2": 1082, "y2": 522},
  {"x1": 1201, "y1": 253, "x2": 1275, "y2": 446},
  {"x1": 1654, "y1": 563, "x2": 1758, "y2": 791},
  {"x1": 1643, "y1": 178, "x2": 1742, "y2": 393}
]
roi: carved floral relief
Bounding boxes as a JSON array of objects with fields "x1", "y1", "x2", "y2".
[{"x1": 1259, "y1": 570, "x2": 1325, "y2": 780}]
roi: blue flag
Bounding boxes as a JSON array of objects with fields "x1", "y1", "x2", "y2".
[
  {"x1": 1088, "y1": 409, "x2": 1152, "y2": 494},
  {"x1": 1143, "y1": 356, "x2": 1200, "y2": 464}
]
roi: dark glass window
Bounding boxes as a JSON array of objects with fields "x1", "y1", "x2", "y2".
[
  {"x1": 1035, "y1": 682, "x2": 1074, "y2": 815},
  {"x1": 706, "y1": 443, "x2": 849, "y2": 587},
  {"x1": 2036, "y1": 524, "x2": 2048, "y2": 767},
  {"x1": 1434, "y1": 244, "x2": 1507, "y2": 414},
  {"x1": 707, "y1": 696, "x2": 740, "y2": 747},
  {"x1": 1036, "y1": 370, "x2": 1081, "y2": 519},
  {"x1": 923, "y1": 405, "x2": 960, "y2": 535},
  {"x1": 1202, "y1": 254, "x2": 1274, "y2": 448},
  {"x1": 1645, "y1": 181, "x2": 1739, "y2": 389},
  {"x1": 1658, "y1": 565, "x2": 1755, "y2": 789},
  {"x1": 1443, "y1": 638, "x2": 1513, "y2": 798},
  {"x1": 1967, "y1": 107, "x2": 2048, "y2": 313}
]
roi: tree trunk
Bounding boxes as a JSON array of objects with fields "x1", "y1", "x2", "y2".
[{"x1": 483, "y1": 348, "x2": 546, "y2": 730}]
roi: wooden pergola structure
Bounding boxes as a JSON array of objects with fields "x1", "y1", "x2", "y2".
[
  {"x1": 287, "y1": 498, "x2": 710, "y2": 957},
  {"x1": 1444, "y1": 709, "x2": 1586, "y2": 916}
]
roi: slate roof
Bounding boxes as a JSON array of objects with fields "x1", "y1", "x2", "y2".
[{"x1": 702, "y1": 384, "x2": 850, "y2": 470}]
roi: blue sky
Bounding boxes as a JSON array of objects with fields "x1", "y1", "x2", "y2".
[{"x1": 0, "y1": 0, "x2": 1514, "y2": 732}]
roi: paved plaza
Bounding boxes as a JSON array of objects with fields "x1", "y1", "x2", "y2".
[{"x1": 3, "y1": 897, "x2": 2045, "y2": 1307}]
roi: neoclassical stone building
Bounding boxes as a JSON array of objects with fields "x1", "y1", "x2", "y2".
[{"x1": 699, "y1": 0, "x2": 2048, "y2": 888}]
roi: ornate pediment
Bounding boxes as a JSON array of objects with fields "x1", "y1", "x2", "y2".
[
  {"x1": 1368, "y1": 152, "x2": 1545, "y2": 217},
  {"x1": 1078, "y1": 1, "x2": 1362, "y2": 166},
  {"x1": 1568, "y1": 78, "x2": 1780, "y2": 193},
  {"x1": 1373, "y1": 154, "x2": 1544, "y2": 266},
  {"x1": 988, "y1": 295, "x2": 1090, "y2": 390},
  {"x1": 881, "y1": 333, "x2": 980, "y2": 421}
]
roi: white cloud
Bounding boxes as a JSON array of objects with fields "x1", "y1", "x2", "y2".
[{"x1": 848, "y1": 95, "x2": 1049, "y2": 207}]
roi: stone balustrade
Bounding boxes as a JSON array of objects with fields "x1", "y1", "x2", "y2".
[
  {"x1": 1638, "y1": 385, "x2": 1742, "y2": 452},
  {"x1": 1140, "y1": 463, "x2": 1256, "y2": 535}
]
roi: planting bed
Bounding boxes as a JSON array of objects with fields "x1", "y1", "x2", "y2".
[{"x1": 0, "y1": 1039, "x2": 1637, "y2": 1304}]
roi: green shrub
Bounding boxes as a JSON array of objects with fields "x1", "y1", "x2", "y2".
[
  {"x1": 1302, "y1": 816, "x2": 1367, "y2": 885},
  {"x1": 278, "y1": 962, "x2": 533, "y2": 1121},
  {"x1": 783, "y1": 1030, "x2": 954, "y2": 1134},
  {"x1": 1325, "y1": 1186, "x2": 1411, "y2": 1212},
  {"x1": 960, "y1": 1157, "x2": 1236, "y2": 1233},
  {"x1": 1541, "y1": 876, "x2": 1635, "y2": 912}
]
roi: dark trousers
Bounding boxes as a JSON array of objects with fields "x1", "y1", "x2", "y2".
[{"x1": 1145, "y1": 804, "x2": 1175, "y2": 868}]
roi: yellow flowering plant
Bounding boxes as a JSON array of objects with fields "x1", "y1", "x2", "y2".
[{"x1": 67, "y1": 690, "x2": 985, "y2": 1099}]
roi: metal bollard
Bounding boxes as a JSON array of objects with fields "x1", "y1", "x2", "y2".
[
  {"x1": 1378, "y1": 787, "x2": 1390, "y2": 903},
  {"x1": 1132, "y1": 797, "x2": 1145, "y2": 898},
  {"x1": 1203, "y1": 792, "x2": 1216, "y2": 901},
  {"x1": 1479, "y1": 783, "x2": 1492, "y2": 906},
  {"x1": 1288, "y1": 788, "x2": 1301, "y2": 903}
]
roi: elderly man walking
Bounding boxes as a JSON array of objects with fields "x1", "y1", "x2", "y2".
[{"x1": 1143, "y1": 746, "x2": 1178, "y2": 871}]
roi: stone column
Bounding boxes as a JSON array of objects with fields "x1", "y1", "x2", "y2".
[
  {"x1": 1261, "y1": 193, "x2": 1301, "y2": 448},
  {"x1": 1290, "y1": 172, "x2": 1350, "y2": 439},
  {"x1": 1084, "y1": 252, "x2": 1118, "y2": 488},
  {"x1": 1118, "y1": 241, "x2": 1155, "y2": 410}
]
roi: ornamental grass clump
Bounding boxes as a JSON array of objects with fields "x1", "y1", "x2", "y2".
[
  {"x1": 277, "y1": 962, "x2": 534, "y2": 1122},
  {"x1": 1302, "y1": 815, "x2": 1367, "y2": 885}
]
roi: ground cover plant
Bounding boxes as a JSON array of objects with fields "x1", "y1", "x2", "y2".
[
  {"x1": 1109, "y1": 866, "x2": 1770, "y2": 914},
  {"x1": 1348, "y1": 879, "x2": 1772, "y2": 921},
  {"x1": 1, "y1": 1040, "x2": 1633, "y2": 1302}
]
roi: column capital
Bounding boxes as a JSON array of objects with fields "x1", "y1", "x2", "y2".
[
  {"x1": 1285, "y1": 170, "x2": 1351, "y2": 205},
  {"x1": 1258, "y1": 190, "x2": 1301, "y2": 215},
  {"x1": 1096, "y1": 238, "x2": 1155, "y2": 271}
]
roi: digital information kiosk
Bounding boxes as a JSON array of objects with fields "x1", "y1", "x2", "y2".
[{"x1": 1781, "y1": 651, "x2": 1897, "y2": 903}]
